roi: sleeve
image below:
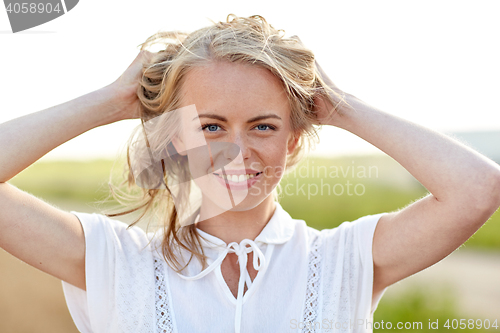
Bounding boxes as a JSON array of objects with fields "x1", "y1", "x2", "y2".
[
  {"x1": 61, "y1": 212, "x2": 157, "y2": 333},
  {"x1": 319, "y1": 213, "x2": 386, "y2": 332},
  {"x1": 351, "y1": 213, "x2": 387, "y2": 317}
]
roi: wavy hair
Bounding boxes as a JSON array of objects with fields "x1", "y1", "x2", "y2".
[{"x1": 105, "y1": 14, "x2": 340, "y2": 273}]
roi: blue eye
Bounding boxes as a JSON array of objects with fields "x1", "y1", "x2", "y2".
[
  {"x1": 201, "y1": 123, "x2": 276, "y2": 132},
  {"x1": 255, "y1": 124, "x2": 277, "y2": 131},
  {"x1": 202, "y1": 124, "x2": 221, "y2": 132}
]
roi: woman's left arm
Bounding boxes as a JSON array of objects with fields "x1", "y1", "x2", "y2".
[{"x1": 314, "y1": 69, "x2": 500, "y2": 298}]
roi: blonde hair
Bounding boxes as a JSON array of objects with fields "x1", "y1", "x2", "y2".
[{"x1": 106, "y1": 14, "x2": 339, "y2": 272}]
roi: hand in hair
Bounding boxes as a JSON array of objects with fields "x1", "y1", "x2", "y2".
[
  {"x1": 311, "y1": 59, "x2": 356, "y2": 127},
  {"x1": 290, "y1": 35, "x2": 352, "y2": 127},
  {"x1": 107, "y1": 50, "x2": 154, "y2": 121}
]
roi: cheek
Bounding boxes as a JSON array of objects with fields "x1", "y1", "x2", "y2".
[{"x1": 259, "y1": 141, "x2": 288, "y2": 177}]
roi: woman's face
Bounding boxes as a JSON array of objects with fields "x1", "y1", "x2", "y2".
[{"x1": 172, "y1": 60, "x2": 298, "y2": 216}]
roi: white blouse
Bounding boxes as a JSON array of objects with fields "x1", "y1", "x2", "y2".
[{"x1": 61, "y1": 202, "x2": 386, "y2": 333}]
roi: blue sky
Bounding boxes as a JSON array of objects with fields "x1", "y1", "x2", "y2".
[{"x1": 1, "y1": 0, "x2": 499, "y2": 160}]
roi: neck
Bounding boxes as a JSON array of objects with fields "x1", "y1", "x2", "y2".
[{"x1": 195, "y1": 196, "x2": 277, "y2": 244}]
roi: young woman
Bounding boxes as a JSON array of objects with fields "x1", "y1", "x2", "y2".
[{"x1": 1, "y1": 14, "x2": 499, "y2": 333}]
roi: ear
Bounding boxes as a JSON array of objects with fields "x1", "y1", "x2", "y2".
[
  {"x1": 287, "y1": 133, "x2": 300, "y2": 155},
  {"x1": 171, "y1": 134, "x2": 187, "y2": 156}
]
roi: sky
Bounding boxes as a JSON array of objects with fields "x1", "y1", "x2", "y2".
[{"x1": 1, "y1": 0, "x2": 499, "y2": 160}]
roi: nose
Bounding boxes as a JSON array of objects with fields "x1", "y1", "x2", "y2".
[{"x1": 225, "y1": 133, "x2": 251, "y2": 164}]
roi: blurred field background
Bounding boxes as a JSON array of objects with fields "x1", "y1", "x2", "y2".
[{"x1": 1, "y1": 155, "x2": 499, "y2": 332}]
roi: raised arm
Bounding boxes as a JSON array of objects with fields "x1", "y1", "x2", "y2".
[
  {"x1": 313, "y1": 62, "x2": 500, "y2": 300},
  {"x1": 0, "y1": 50, "x2": 151, "y2": 291}
]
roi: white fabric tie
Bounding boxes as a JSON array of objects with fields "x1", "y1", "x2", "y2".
[{"x1": 177, "y1": 239, "x2": 266, "y2": 333}]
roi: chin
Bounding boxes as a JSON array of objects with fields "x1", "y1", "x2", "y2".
[{"x1": 228, "y1": 191, "x2": 276, "y2": 212}]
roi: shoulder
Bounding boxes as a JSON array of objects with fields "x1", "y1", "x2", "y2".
[
  {"x1": 318, "y1": 213, "x2": 386, "y2": 241},
  {"x1": 291, "y1": 211, "x2": 385, "y2": 239},
  {"x1": 70, "y1": 211, "x2": 157, "y2": 254},
  {"x1": 280, "y1": 208, "x2": 386, "y2": 252},
  {"x1": 296, "y1": 213, "x2": 386, "y2": 263}
]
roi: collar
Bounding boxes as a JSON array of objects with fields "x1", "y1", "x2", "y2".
[
  {"x1": 195, "y1": 201, "x2": 296, "y2": 248},
  {"x1": 178, "y1": 201, "x2": 295, "y2": 333}
]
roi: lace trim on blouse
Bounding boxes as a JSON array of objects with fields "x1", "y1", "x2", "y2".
[
  {"x1": 301, "y1": 235, "x2": 323, "y2": 333},
  {"x1": 154, "y1": 258, "x2": 174, "y2": 333}
]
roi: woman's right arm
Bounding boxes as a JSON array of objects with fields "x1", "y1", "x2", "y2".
[{"x1": 0, "y1": 50, "x2": 151, "y2": 291}]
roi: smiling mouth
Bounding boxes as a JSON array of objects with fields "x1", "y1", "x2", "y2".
[{"x1": 213, "y1": 172, "x2": 262, "y2": 183}]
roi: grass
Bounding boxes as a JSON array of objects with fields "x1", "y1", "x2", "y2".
[
  {"x1": 9, "y1": 158, "x2": 118, "y2": 203},
  {"x1": 374, "y1": 285, "x2": 491, "y2": 332}
]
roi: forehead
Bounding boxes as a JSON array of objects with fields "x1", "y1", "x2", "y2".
[{"x1": 179, "y1": 61, "x2": 291, "y2": 120}]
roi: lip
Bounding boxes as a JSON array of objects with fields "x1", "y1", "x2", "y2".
[
  {"x1": 212, "y1": 168, "x2": 261, "y2": 175},
  {"x1": 212, "y1": 170, "x2": 263, "y2": 190}
]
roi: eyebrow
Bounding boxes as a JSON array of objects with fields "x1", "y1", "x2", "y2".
[{"x1": 193, "y1": 113, "x2": 282, "y2": 123}]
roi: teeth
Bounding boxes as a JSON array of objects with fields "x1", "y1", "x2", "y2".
[{"x1": 214, "y1": 173, "x2": 260, "y2": 182}]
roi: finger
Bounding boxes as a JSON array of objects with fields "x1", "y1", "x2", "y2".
[
  {"x1": 139, "y1": 50, "x2": 154, "y2": 62},
  {"x1": 124, "y1": 51, "x2": 154, "y2": 82},
  {"x1": 133, "y1": 50, "x2": 154, "y2": 68}
]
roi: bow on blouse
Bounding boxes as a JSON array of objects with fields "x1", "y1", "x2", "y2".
[{"x1": 176, "y1": 239, "x2": 267, "y2": 333}]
